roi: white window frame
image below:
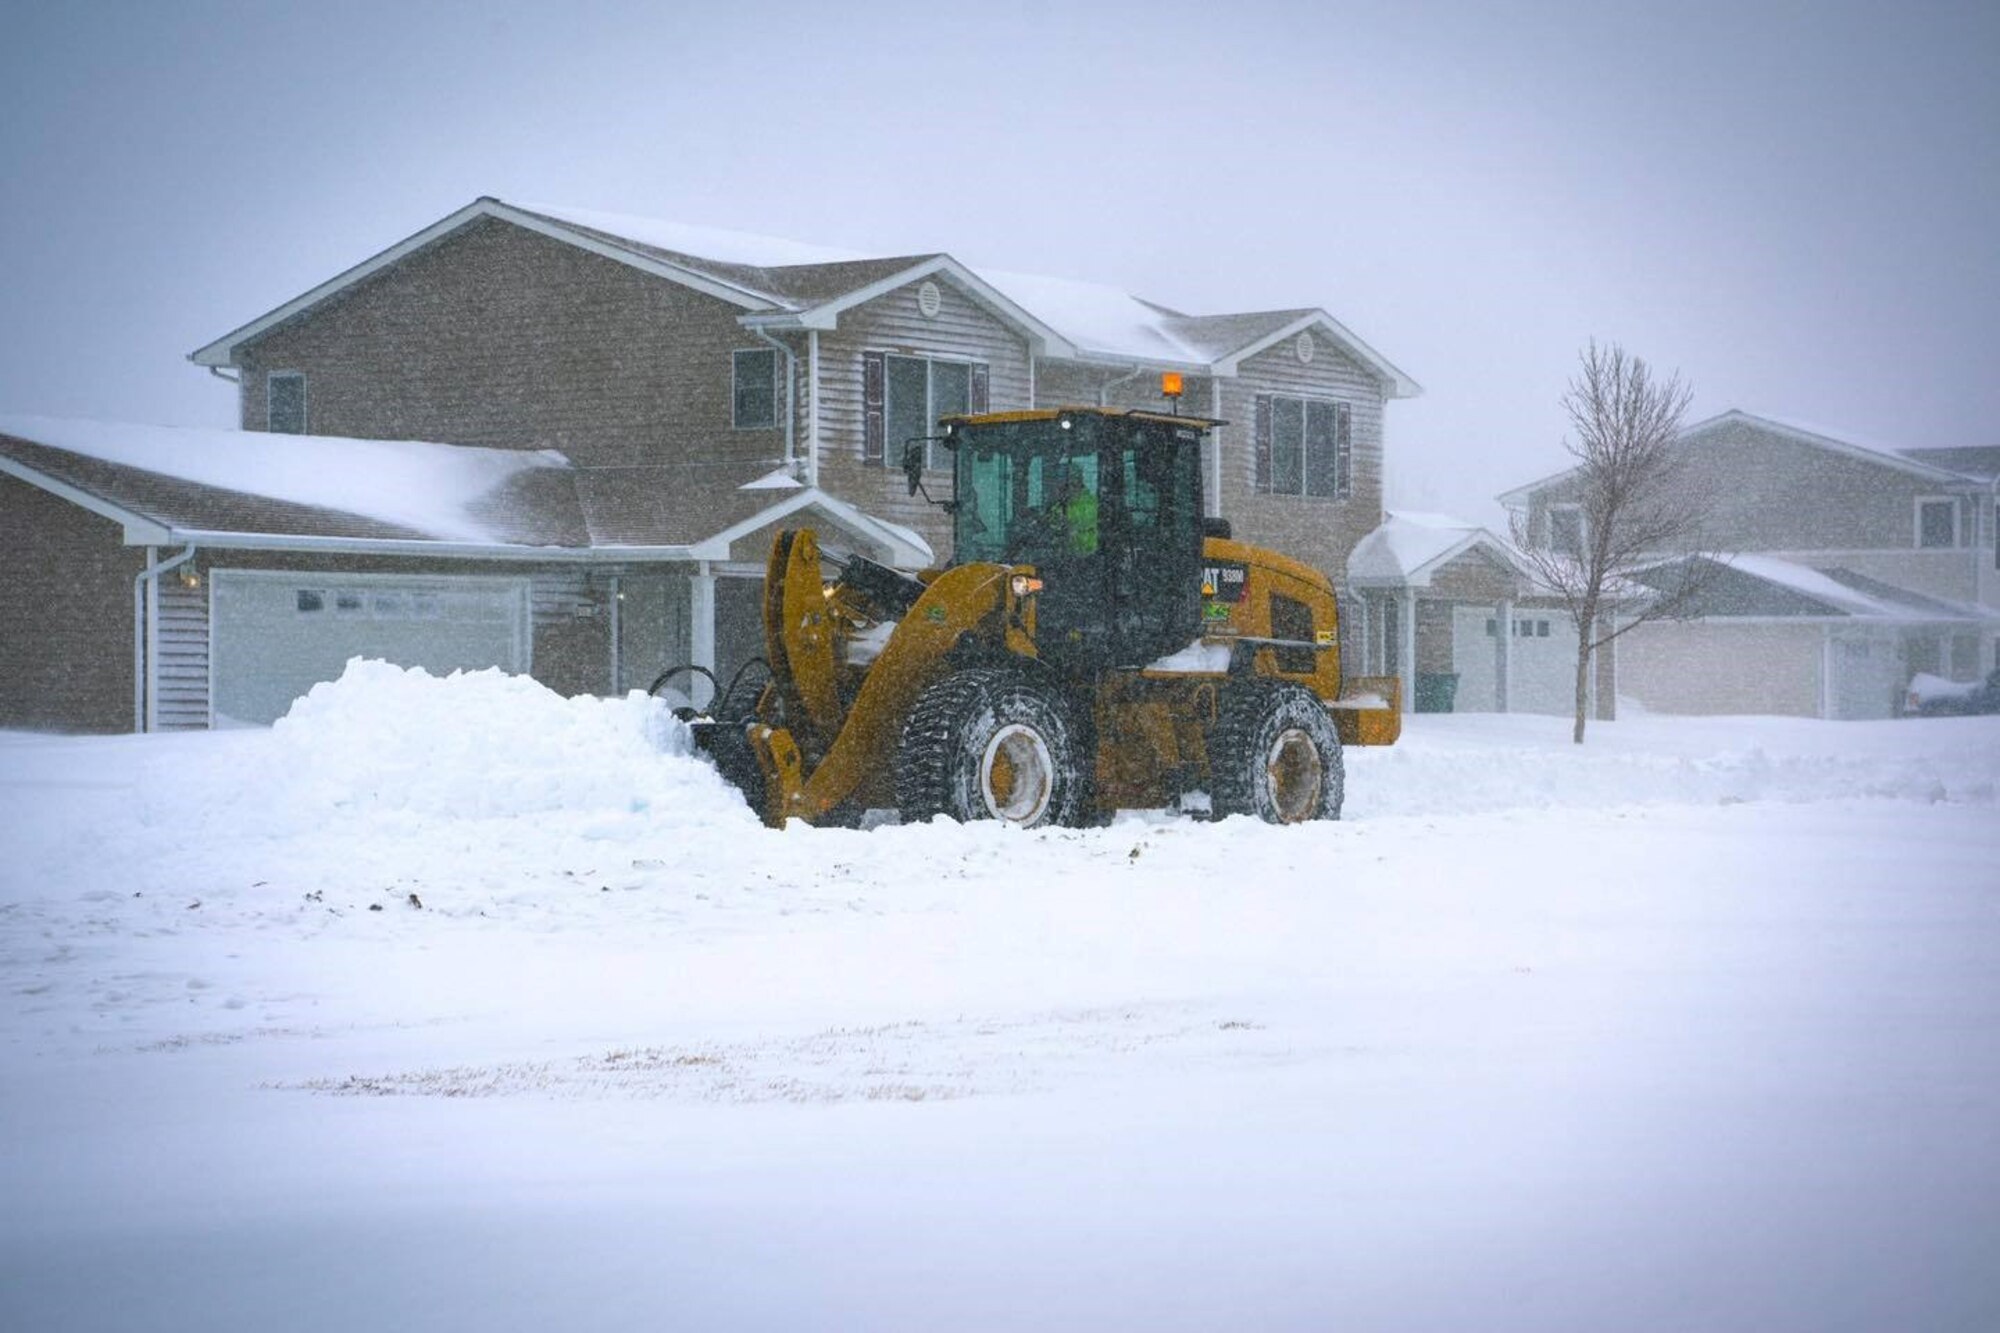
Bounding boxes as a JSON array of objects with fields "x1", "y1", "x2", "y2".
[
  {"x1": 731, "y1": 348, "x2": 779, "y2": 430},
  {"x1": 1914, "y1": 496, "x2": 1961, "y2": 549},
  {"x1": 1547, "y1": 503, "x2": 1586, "y2": 558},
  {"x1": 267, "y1": 370, "x2": 307, "y2": 434},
  {"x1": 882, "y1": 353, "x2": 977, "y2": 470}
]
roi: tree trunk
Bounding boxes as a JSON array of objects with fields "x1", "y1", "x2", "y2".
[{"x1": 1572, "y1": 611, "x2": 1594, "y2": 744}]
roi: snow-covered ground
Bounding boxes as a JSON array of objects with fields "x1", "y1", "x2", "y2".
[{"x1": 4, "y1": 662, "x2": 1998, "y2": 1332}]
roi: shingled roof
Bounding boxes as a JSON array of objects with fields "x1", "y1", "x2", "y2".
[
  {"x1": 0, "y1": 416, "x2": 930, "y2": 567},
  {"x1": 191, "y1": 197, "x2": 1420, "y2": 396}
]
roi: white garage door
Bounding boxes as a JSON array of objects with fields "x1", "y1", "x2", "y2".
[
  {"x1": 1510, "y1": 612, "x2": 1579, "y2": 715},
  {"x1": 1451, "y1": 607, "x2": 1501, "y2": 711},
  {"x1": 210, "y1": 571, "x2": 531, "y2": 726}
]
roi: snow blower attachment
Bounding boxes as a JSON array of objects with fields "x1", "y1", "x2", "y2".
[{"x1": 687, "y1": 406, "x2": 1400, "y2": 828}]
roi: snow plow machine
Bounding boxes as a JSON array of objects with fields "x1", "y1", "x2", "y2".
[{"x1": 687, "y1": 404, "x2": 1401, "y2": 829}]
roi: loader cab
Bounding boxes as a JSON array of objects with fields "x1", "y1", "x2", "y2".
[{"x1": 933, "y1": 409, "x2": 1209, "y2": 674}]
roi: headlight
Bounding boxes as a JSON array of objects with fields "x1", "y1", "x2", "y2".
[{"x1": 1010, "y1": 575, "x2": 1044, "y2": 597}]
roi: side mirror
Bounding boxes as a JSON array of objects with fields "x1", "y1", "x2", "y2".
[{"x1": 901, "y1": 439, "x2": 925, "y2": 496}]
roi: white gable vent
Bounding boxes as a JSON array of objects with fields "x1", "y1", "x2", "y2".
[
  {"x1": 917, "y1": 280, "x2": 942, "y2": 319},
  {"x1": 1294, "y1": 331, "x2": 1315, "y2": 364}
]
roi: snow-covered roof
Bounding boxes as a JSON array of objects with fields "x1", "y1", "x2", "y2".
[
  {"x1": 1902, "y1": 445, "x2": 2000, "y2": 484},
  {"x1": 1636, "y1": 552, "x2": 2000, "y2": 624},
  {"x1": 1348, "y1": 511, "x2": 1529, "y2": 586},
  {"x1": 0, "y1": 415, "x2": 933, "y2": 568},
  {"x1": 977, "y1": 269, "x2": 1199, "y2": 364},
  {"x1": 190, "y1": 197, "x2": 1420, "y2": 395},
  {"x1": 518, "y1": 204, "x2": 872, "y2": 269},
  {"x1": 0, "y1": 414, "x2": 572, "y2": 546}
]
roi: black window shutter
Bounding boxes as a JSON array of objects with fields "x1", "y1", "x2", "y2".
[
  {"x1": 1336, "y1": 402, "x2": 1353, "y2": 498},
  {"x1": 863, "y1": 351, "x2": 886, "y2": 463},
  {"x1": 970, "y1": 363, "x2": 989, "y2": 414},
  {"x1": 1253, "y1": 394, "x2": 1272, "y2": 493}
]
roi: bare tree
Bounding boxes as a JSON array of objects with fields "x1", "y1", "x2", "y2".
[{"x1": 1512, "y1": 342, "x2": 1718, "y2": 743}]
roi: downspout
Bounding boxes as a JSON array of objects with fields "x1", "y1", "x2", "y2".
[
  {"x1": 807, "y1": 330, "x2": 821, "y2": 489},
  {"x1": 749, "y1": 328, "x2": 799, "y2": 481},
  {"x1": 133, "y1": 543, "x2": 197, "y2": 733},
  {"x1": 609, "y1": 575, "x2": 622, "y2": 694}
]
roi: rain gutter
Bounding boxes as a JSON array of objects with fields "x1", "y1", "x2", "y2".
[{"x1": 158, "y1": 530, "x2": 698, "y2": 562}]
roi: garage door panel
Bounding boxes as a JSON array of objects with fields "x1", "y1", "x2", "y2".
[{"x1": 211, "y1": 572, "x2": 530, "y2": 726}]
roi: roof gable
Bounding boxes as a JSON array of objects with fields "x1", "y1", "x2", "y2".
[
  {"x1": 190, "y1": 199, "x2": 800, "y2": 367},
  {"x1": 1497, "y1": 408, "x2": 1970, "y2": 507},
  {"x1": 1348, "y1": 511, "x2": 1529, "y2": 586},
  {"x1": 192, "y1": 198, "x2": 1417, "y2": 394}
]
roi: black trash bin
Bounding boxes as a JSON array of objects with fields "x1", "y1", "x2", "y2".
[{"x1": 1414, "y1": 672, "x2": 1460, "y2": 714}]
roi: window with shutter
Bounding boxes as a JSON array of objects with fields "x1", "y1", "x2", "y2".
[
  {"x1": 875, "y1": 353, "x2": 985, "y2": 470},
  {"x1": 1256, "y1": 392, "x2": 1350, "y2": 498}
]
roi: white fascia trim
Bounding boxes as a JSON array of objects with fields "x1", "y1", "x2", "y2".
[
  {"x1": 1495, "y1": 465, "x2": 1579, "y2": 509},
  {"x1": 1349, "y1": 530, "x2": 1534, "y2": 589},
  {"x1": 1211, "y1": 311, "x2": 1423, "y2": 398},
  {"x1": 0, "y1": 455, "x2": 172, "y2": 543},
  {"x1": 159, "y1": 529, "x2": 696, "y2": 562},
  {"x1": 190, "y1": 199, "x2": 782, "y2": 367},
  {"x1": 1412, "y1": 531, "x2": 1536, "y2": 584},
  {"x1": 742, "y1": 257, "x2": 1080, "y2": 360},
  {"x1": 689, "y1": 487, "x2": 934, "y2": 567}
]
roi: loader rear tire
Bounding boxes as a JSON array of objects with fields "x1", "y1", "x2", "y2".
[
  {"x1": 1209, "y1": 682, "x2": 1344, "y2": 823},
  {"x1": 896, "y1": 668, "x2": 1087, "y2": 828}
]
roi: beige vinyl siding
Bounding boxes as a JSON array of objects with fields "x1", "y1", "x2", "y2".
[
  {"x1": 156, "y1": 578, "x2": 210, "y2": 729},
  {"x1": 1521, "y1": 419, "x2": 1975, "y2": 561},
  {"x1": 1218, "y1": 330, "x2": 1386, "y2": 583},
  {"x1": 238, "y1": 217, "x2": 785, "y2": 483},
  {"x1": 813, "y1": 274, "x2": 1034, "y2": 560}
]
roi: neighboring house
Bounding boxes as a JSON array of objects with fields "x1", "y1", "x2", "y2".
[
  {"x1": 3, "y1": 197, "x2": 1417, "y2": 731},
  {"x1": 1499, "y1": 411, "x2": 2000, "y2": 719},
  {"x1": 1346, "y1": 511, "x2": 1620, "y2": 718}
]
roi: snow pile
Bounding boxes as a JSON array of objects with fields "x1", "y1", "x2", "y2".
[
  {"x1": 265, "y1": 659, "x2": 727, "y2": 820},
  {"x1": 144, "y1": 659, "x2": 758, "y2": 864}
]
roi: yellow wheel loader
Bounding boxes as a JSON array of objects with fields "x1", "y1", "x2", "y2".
[{"x1": 687, "y1": 406, "x2": 1401, "y2": 828}]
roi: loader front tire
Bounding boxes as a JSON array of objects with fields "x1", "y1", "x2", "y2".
[
  {"x1": 896, "y1": 669, "x2": 1087, "y2": 828},
  {"x1": 1209, "y1": 682, "x2": 1344, "y2": 823}
]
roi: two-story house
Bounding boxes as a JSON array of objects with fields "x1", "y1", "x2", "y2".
[
  {"x1": 0, "y1": 197, "x2": 1417, "y2": 731},
  {"x1": 1499, "y1": 411, "x2": 2000, "y2": 718}
]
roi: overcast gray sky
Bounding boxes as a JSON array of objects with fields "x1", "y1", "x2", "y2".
[{"x1": 3, "y1": 0, "x2": 1994, "y2": 524}]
